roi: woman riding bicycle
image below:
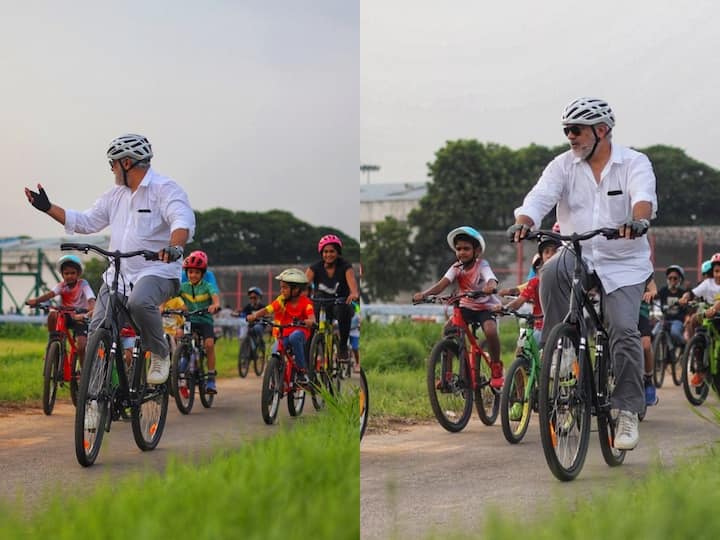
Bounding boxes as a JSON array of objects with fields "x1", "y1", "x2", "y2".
[
  {"x1": 508, "y1": 97, "x2": 657, "y2": 451},
  {"x1": 305, "y1": 234, "x2": 360, "y2": 364}
]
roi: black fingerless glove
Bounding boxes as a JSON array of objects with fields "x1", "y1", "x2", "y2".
[
  {"x1": 506, "y1": 223, "x2": 529, "y2": 242},
  {"x1": 28, "y1": 186, "x2": 51, "y2": 212},
  {"x1": 625, "y1": 219, "x2": 650, "y2": 239},
  {"x1": 164, "y1": 245, "x2": 184, "y2": 262}
]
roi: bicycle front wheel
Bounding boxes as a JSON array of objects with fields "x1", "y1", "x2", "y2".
[
  {"x1": 427, "y1": 339, "x2": 473, "y2": 432},
  {"x1": 287, "y1": 373, "x2": 306, "y2": 417},
  {"x1": 596, "y1": 339, "x2": 626, "y2": 467},
  {"x1": 131, "y1": 351, "x2": 169, "y2": 451},
  {"x1": 682, "y1": 334, "x2": 709, "y2": 406},
  {"x1": 75, "y1": 329, "x2": 112, "y2": 467},
  {"x1": 261, "y1": 354, "x2": 283, "y2": 425},
  {"x1": 651, "y1": 333, "x2": 667, "y2": 388},
  {"x1": 359, "y1": 367, "x2": 369, "y2": 440},
  {"x1": 42, "y1": 340, "x2": 62, "y2": 415},
  {"x1": 671, "y1": 346, "x2": 684, "y2": 386},
  {"x1": 171, "y1": 344, "x2": 195, "y2": 414},
  {"x1": 69, "y1": 352, "x2": 80, "y2": 407},
  {"x1": 538, "y1": 323, "x2": 591, "y2": 481},
  {"x1": 254, "y1": 339, "x2": 266, "y2": 376},
  {"x1": 475, "y1": 352, "x2": 500, "y2": 426},
  {"x1": 501, "y1": 356, "x2": 532, "y2": 444}
]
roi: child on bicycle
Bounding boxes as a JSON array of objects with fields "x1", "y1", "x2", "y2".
[
  {"x1": 495, "y1": 235, "x2": 562, "y2": 344},
  {"x1": 26, "y1": 255, "x2": 96, "y2": 367},
  {"x1": 177, "y1": 251, "x2": 221, "y2": 394},
  {"x1": 655, "y1": 265, "x2": 687, "y2": 346},
  {"x1": 247, "y1": 268, "x2": 316, "y2": 384},
  {"x1": 412, "y1": 226, "x2": 504, "y2": 389},
  {"x1": 237, "y1": 286, "x2": 267, "y2": 349},
  {"x1": 639, "y1": 277, "x2": 659, "y2": 406}
]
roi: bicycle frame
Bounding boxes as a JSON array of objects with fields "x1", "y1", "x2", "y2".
[{"x1": 447, "y1": 303, "x2": 491, "y2": 392}]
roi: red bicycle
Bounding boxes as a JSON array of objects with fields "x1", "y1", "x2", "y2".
[
  {"x1": 416, "y1": 291, "x2": 500, "y2": 432},
  {"x1": 259, "y1": 320, "x2": 317, "y2": 424},
  {"x1": 30, "y1": 302, "x2": 88, "y2": 415}
]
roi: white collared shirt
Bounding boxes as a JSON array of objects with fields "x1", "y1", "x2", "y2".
[
  {"x1": 64, "y1": 167, "x2": 196, "y2": 291},
  {"x1": 514, "y1": 144, "x2": 657, "y2": 293}
]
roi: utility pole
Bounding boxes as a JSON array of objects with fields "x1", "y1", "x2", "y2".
[{"x1": 360, "y1": 164, "x2": 380, "y2": 184}]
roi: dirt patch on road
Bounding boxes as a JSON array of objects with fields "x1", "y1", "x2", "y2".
[
  {"x1": 367, "y1": 415, "x2": 434, "y2": 435},
  {"x1": 0, "y1": 400, "x2": 43, "y2": 417}
]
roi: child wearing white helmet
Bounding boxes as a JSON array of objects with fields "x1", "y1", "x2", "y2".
[{"x1": 413, "y1": 226, "x2": 505, "y2": 389}]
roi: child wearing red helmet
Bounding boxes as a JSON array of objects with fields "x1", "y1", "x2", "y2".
[{"x1": 177, "y1": 250, "x2": 221, "y2": 394}]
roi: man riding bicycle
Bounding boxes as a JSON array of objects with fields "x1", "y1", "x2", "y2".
[
  {"x1": 508, "y1": 97, "x2": 657, "y2": 451},
  {"x1": 24, "y1": 133, "x2": 195, "y2": 386}
]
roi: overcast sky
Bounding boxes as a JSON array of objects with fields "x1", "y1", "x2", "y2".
[
  {"x1": 361, "y1": 0, "x2": 720, "y2": 185},
  {"x1": 1, "y1": 1, "x2": 359, "y2": 240}
]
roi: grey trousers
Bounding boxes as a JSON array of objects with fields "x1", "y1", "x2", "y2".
[
  {"x1": 539, "y1": 249, "x2": 646, "y2": 414},
  {"x1": 90, "y1": 276, "x2": 180, "y2": 358}
]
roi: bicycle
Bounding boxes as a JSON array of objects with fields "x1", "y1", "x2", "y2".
[
  {"x1": 163, "y1": 308, "x2": 216, "y2": 414},
  {"x1": 681, "y1": 302, "x2": 720, "y2": 406},
  {"x1": 359, "y1": 366, "x2": 369, "y2": 440},
  {"x1": 237, "y1": 316, "x2": 267, "y2": 377},
  {"x1": 259, "y1": 320, "x2": 315, "y2": 424},
  {"x1": 62, "y1": 242, "x2": 169, "y2": 467},
  {"x1": 415, "y1": 292, "x2": 500, "y2": 433},
  {"x1": 31, "y1": 302, "x2": 88, "y2": 415},
  {"x1": 308, "y1": 296, "x2": 346, "y2": 398},
  {"x1": 521, "y1": 228, "x2": 628, "y2": 481},
  {"x1": 497, "y1": 308, "x2": 543, "y2": 444},
  {"x1": 651, "y1": 304, "x2": 685, "y2": 388}
]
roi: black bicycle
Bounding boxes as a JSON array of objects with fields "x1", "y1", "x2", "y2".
[
  {"x1": 63, "y1": 243, "x2": 169, "y2": 467},
  {"x1": 651, "y1": 304, "x2": 684, "y2": 388},
  {"x1": 519, "y1": 228, "x2": 630, "y2": 481},
  {"x1": 238, "y1": 317, "x2": 267, "y2": 377},
  {"x1": 164, "y1": 308, "x2": 215, "y2": 414}
]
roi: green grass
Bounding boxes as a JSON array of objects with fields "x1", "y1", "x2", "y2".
[
  {"x1": 0, "y1": 396, "x2": 359, "y2": 540},
  {"x1": 363, "y1": 319, "x2": 526, "y2": 424}
]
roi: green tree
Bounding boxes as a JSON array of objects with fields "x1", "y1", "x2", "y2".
[
  {"x1": 361, "y1": 217, "x2": 419, "y2": 301},
  {"x1": 187, "y1": 208, "x2": 359, "y2": 265},
  {"x1": 640, "y1": 145, "x2": 720, "y2": 225},
  {"x1": 82, "y1": 258, "x2": 106, "y2": 295}
]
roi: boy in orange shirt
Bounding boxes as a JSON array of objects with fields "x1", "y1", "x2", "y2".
[{"x1": 247, "y1": 268, "x2": 316, "y2": 384}]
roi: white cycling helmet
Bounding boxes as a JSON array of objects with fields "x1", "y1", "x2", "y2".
[
  {"x1": 107, "y1": 133, "x2": 153, "y2": 162},
  {"x1": 561, "y1": 97, "x2": 615, "y2": 129},
  {"x1": 446, "y1": 226, "x2": 486, "y2": 253}
]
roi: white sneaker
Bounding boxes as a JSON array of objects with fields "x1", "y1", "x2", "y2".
[
  {"x1": 613, "y1": 410, "x2": 639, "y2": 450},
  {"x1": 84, "y1": 400, "x2": 99, "y2": 431},
  {"x1": 147, "y1": 353, "x2": 171, "y2": 384},
  {"x1": 550, "y1": 345, "x2": 575, "y2": 378}
]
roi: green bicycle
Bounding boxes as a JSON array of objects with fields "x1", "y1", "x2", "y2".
[
  {"x1": 682, "y1": 303, "x2": 720, "y2": 406},
  {"x1": 308, "y1": 296, "x2": 345, "y2": 405},
  {"x1": 499, "y1": 309, "x2": 543, "y2": 444}
]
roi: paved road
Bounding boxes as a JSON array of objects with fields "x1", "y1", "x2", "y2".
[
  {"x1": 0, "y1": 375, "x2": 315, "y2": 509},
  {"x1": 361, "y1": 384, "x2": 720, "y2": 540}
]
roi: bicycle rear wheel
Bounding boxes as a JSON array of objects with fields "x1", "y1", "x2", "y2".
[
  {"x1": 261, "y1": 354, "x2": 283, "y2": 424},
  {"x1": 131, "y1": 350, "x2": 169, "y2": 451},
  {"x1": 359, "y1": 367, "x2": 369, "y2": 440},
  {"x1": 287, "y1": 372, "x2": 306, "y2": 417},
  {"x1": 501, "y1": 356, "x2": 532, "y2": 444},
  {"x1": 538, "y1": 323, "x2": 591, "y2": 481},
  {"x1": 651, "y1": 333, "x2": 667, "y2": 388},
  {"x1": 171, "y1": 344, "x2": 195, "y2": 414},
  {"x1": 42, "y1": 340, "x2": 62, "y2": 415},
  {"x1": 238, "y1": 338, "x2": 251, "y2": 378},
  {"x1": 254, "y1": 339, "x2": 266, "y2": 376},
  {"x1": 475, "y1": 352, "x2": 500, "y2": 426},
  {"x1": 75, "y1": 329, "x2": 112, "y2": 467},
  {"x1": 682, "y1": 334, "x2": 710, "y2": 406},
  {"x1": 427, "y1": 338, "x2": 473, "y2": 432}
]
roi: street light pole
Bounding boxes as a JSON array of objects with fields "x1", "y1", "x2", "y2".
[{"x1": 360, "y1": 164, "x2": 380, "y2": 184}]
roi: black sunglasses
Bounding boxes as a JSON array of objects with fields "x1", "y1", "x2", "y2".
[{"x1": 563, "y1": 125, "x2": 584, "y2": 136}]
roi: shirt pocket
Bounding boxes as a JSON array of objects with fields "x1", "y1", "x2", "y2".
[
  {"x1": 134, "y1": 209, "x2": 164, "y2": 239},
  {"x1": 605, "y1": 192, "x2": 630, "y2": 226}
]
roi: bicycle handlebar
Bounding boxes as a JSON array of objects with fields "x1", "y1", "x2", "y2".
[
  {"x1": 161, "y1": 308, "x2": 209, "y2": 317},
  {"x1": 28, "y1": 302, "x2": 88, "y2": 314},
  {"x1": 523, "y1": 228, "x2": 621, "y2": 243},
  {"x1": 310, "y1": 296, "x2": 348, "y2": 305},
  {"x1": 61, "y1": 243, "x2": 159, "y2": 261},
  {"x1": 413, "y1": 289, "x2": 498, "y2": 305},
  {"x1": 255, "y1": 319, "x2": 309, "y2": 330},
  {"x1": 495, "y1": 308, "x2": 543, "y2": 322}
]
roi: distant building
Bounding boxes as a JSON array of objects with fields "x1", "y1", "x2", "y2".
[{"x1": 360, "y1": 182, "x2": 427, "y2": 231}]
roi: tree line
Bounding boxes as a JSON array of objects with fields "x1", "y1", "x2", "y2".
[{"x1": 362, "y1": 141, "x2": 720, "y2": 301}]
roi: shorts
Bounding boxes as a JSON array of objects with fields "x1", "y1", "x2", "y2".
[
  {"x1": 349, "y1": 335, "x2": 359, "y2": 351},
  {"x1": 638, "y1": 314, "x2": 652, "y2": 338},
  {"x1": 191, "y1": 322, "x2": 216, "y2": 341},
  {"x1": 459, "y1": 307, "x2": 496, "y2": 327},
  {"x1": 66, "y1": 316, "x2": 88, "y2": 338}
]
